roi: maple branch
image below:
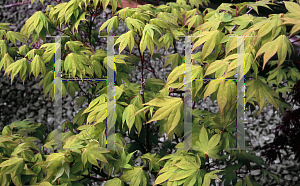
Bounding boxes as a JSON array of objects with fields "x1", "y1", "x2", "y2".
[
  {"x1": 48, "y1": 25, "x2": 95, "y2": 54},
  {"x1": 192, "y1": 100, "x2": 196, "y2": 109},
  {"x1": 98, "y1": 39, "x2": 140, "y2": 58},
  {"x1": 291, "y1": 38, "x2": 300, "y2": 44},
  {"x1": 175, "y1": 133, "x2": 180, "y2": 144},
  {"x1": 77, "y1": 81, "x2": 88, "y2": 97},
  {"x1": 1, "y1": 0, "x2": 30, "y2": 8},
  {"x1": 237, "y1": 5, "x2": 247, "y2": 16},
  {"x1": 173, "y1": 39, "x2": 178, "y2": 54},
  {"x1": 124, "y1": 95, "x2": 138, "y2": 103},
  {"x1": 143, "y1": 65, "x2": 152, "y2": 72},
  {"x1": 232, "y1": 7, "x2": 253, "y2": 31},
  {"x1": 220, "y1": 22, "x2": 230, "y2": 34},
  {"x1": 88, "y1": 8, "x2": 93, "y2": 46},
  {"x1": 70, "y1": 152, "x2": 81, "y2": 168},
  {"x1": 217, "y1": 51, "x2": 226, "y2": 60},
  {"x1": 145, "y1": 54, "x2": 158, "y2": 79},
  {"x1": 44, "y1": 9, "x2": 94, "y2": 53},
  {"x1": 136, "y1": 36, "x2": 150, "y2": 153}
]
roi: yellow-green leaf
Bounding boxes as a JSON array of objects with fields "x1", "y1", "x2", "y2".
[{"x1": 30, "y1": 55, "x2": 46, "y2": 80}]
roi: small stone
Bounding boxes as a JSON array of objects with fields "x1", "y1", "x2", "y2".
[
  {"x1": 31, "y1": 83, "x2": 40, "y2": 89},
  {"x1": 251, "y1": 170, "x2": 260, "y2": 176},
  {"x1": 39, "y1": 109, "x2": 46, "y2": 115},
  {"x1": 267, "y1": 109, "x2": 273, "y2": 115},
  {"x1": 292, "y1": 177, "x2": 298, "y2": 182},
  {"x1": 6, "y1": 91, "x2": 16, "y2": 100},
  {"x1": 47, "y1": 117, "x2": 54, "y2": 124},
  {"x1": 27, "y1": 111, "x2": 35, "y2": 118},
  {"x1": 34, "y1": 102, "x2": 40, "y2": 107},
  {"x1": 16, "y1": 84, "x2": 25, "y2": 91},
  {"x1": 262, "y1": 136, "x2": 269, "y2": 141},
  {"x1": 284, "y1": 175, "x2": 292, "y2": 181}
]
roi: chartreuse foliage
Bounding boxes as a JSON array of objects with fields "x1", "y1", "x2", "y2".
[{"x1": 1, "y1": 0, "x2": 300, "y2": 185}]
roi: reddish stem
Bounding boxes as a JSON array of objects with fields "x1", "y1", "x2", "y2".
[
  {"x1": 2, "y1": 1, "x2": 30, "y2": 8},
  {"x1": 291, "y1": 38, "x2": 300, "y2": 44},
  {"x1": 237, "y1": 5, "x2": 247, "y2": 16}
]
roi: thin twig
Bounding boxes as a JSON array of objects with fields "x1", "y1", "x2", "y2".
[
  {"x1": 192, "y1": 100, "x2": 196, "y2": 109},
  {"x1": 136, "y1": 35, "x2": 150, "y2": 153},
  {"x1": 49, "y1": 25, "x2": 95, "y2": 54},
  {"x1": 145, "y1": 54, "x2": 158, "y2": 79},
  {"x1": 1, "y1": 0, "x2": 30, "y2": 8},
  {"x1": 237, "y1": 5, "x2": 248, "y2": 16},
  {"x1": 98, "y1": 39, "x2": 140, "y2": 58},
  {"x1": 291, "y1": 38, "x2": 300, "y2": 44},
  {"x1": 88, "y1": 8, "x2": 93, "y2": 45}
]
